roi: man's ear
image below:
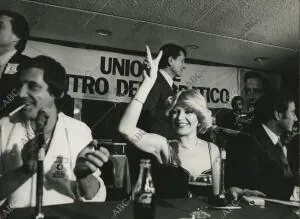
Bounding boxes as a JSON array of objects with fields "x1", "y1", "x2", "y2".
[
  {"x1": 11, "y1": 34, "x2": 20, "y2": 46},
  {"x1": 168, "y1": 56, "x2": 173, "y2": 66},
  {"x1": 274, "y1": 110, "x2": 282, "y2": 121}
]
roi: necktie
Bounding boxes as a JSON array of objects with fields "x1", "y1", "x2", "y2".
[
  {"x1": 172, "y1": 84, "x2": 177, "y2": 94},
  {"x1": 275, "y1": 140, "x2": 292, "y2": 175}
]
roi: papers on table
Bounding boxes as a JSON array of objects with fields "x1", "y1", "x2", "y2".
[
  {"x1": 211, "y1": 206, "x2": 242, "y2": 210},
  {"x1": 263, "y1": 198, "x2": 300, "y2": 207},
  {"x1": 242, "y1": 196, "x2": 300, "y2": 207}
]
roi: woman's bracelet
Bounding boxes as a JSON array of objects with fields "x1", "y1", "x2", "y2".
[{"x1": 132, "y1": 98, "x2": 145, "y2": 104}]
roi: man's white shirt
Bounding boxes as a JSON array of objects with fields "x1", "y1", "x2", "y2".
[{"x1": 159, "y1": 69, "x2": 174, "y2": 88}]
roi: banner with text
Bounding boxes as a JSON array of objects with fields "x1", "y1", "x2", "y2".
[{"x1": 24, "y1": 41, "x2": 239, "y2": 108}]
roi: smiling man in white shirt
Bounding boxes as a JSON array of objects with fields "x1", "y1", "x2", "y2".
[{"x1": 0, "y1": 56, "x2": 109, "y2": 216}]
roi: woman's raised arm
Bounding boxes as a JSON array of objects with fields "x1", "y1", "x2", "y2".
[{"x1": 118, "y1": 46, "x2": 168, "y2": 163}]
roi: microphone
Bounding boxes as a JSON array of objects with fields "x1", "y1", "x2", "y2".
[
  {"x1": 211, "y1": 125, "x2": 249, "y2": 137},
  {"x1": 208, "y1": 126, "x2": 249, "y2": 206},
  {"x1": 35, "y1": 110, "x2": 49, "y2": 219},
  {"x1": 36, "y1": 110, "x2": 49, "y2": 133},
  {"x1": 35, "y1": 110, "x2": 49, "y2": 148}
]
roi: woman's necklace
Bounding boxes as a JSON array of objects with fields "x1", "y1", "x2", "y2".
[{"x1": 178, "y1": 138, "x2": 199, "y2": 150}]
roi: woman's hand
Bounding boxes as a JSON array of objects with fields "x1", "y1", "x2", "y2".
[
  {"x1": 118, "y1": 45, "x2": 164, "y2": 152},
  {"x1": 143, "y1": 45, "x2": 163, "y2": 85}
]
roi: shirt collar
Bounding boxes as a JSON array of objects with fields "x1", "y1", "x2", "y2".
[
  {"x1": 159, "y1": 69, "x2": 174, "y2": 88},
  {"x1": 0, "y1": 49, "x2": 17, "y2": 66},
  {"x1": 262, "y1": 123, "x2": 280, "y2": 145}
]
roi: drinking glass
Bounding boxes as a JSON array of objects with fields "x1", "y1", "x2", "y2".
[{"x1": 188, "y1": 175, "x2": 212, "y2": 218}]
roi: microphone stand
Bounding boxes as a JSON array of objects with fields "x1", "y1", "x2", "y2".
[
  {"x1": 211, "y1": 130, "x2": 229, "y2": 206},
  {"x1": 34, "y1": 110, "x2": 50, "y2": 219},
  {"x1": 219, "y1": 145, "x2": 226, "y2": 199},
  {"x1": 35, "y1": 129, "x2": 46, "y2": 219},
  {"x1": 34, "y1": 123, "x2": 59, "y2": 218},
  {"x1": 32, "y1": 111, "x2": 60, "y2": 219},
  {"x1": 216, "y1": 130, "x2": 227, "y2": 199}
]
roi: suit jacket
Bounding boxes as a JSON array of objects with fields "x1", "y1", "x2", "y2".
[
  {"x1": 226, "y1": 122, "x2": 296, "y2": 200},
  {"x1": 138, "y1": 72, "x2": 176, "y2": 139},
  {"x1": 0, "y1": 53, "x2": 30, "y2": 118},
  {"x1": 287, "y1": 134, "x2": 299, "y2": 183}
]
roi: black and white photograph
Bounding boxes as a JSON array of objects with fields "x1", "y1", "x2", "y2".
[{"x1": 0, "y1": 1, "x2": 299, "y2": 218}]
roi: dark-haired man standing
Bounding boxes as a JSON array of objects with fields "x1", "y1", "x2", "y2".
[
  {"x1": 0, "y1": 10, "x2": 31, "y2": 118},
  {"x1": 138, "y1": 43, "x2": 186, "y2": 139}
]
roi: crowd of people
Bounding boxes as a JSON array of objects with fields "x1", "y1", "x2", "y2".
[{"x1": 0, "y1": 10, "x2": 299, "y2": 216}]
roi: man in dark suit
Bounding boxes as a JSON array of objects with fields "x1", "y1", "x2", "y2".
[
  {"x1": 226, "y1": 91, "x2": 298, "y2": 200},
  {"x1": 138, "y1": 43, "x2": 186, "y2": 139},
  {"x1": 0, "y1": 10, "x2": 30, "y2": 118}
]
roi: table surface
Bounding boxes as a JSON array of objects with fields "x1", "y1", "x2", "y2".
[{"x1": 9, "y1": 198, "x2": 299, "y2": 219}]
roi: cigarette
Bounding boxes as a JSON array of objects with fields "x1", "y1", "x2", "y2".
[{"x1": 9, "y1": 104, "x2": 25, "y2": 117}]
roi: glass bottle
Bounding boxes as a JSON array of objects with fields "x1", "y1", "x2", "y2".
[{"x1": 132, "y1": 159, "x2": 155, "y2": 219}]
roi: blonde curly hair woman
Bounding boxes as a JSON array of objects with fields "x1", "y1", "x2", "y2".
[{"x1": 119, "y1": 46, "x2": 220, "y2": 197}]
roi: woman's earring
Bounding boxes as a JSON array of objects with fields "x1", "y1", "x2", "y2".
[{"x1": 59, "y1": 92, "x2": 65, "y2": 98}]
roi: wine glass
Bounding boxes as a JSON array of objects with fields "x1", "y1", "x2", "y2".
[{"x1": 188, "y1": 174, "x2": 212, "y2": 218}]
